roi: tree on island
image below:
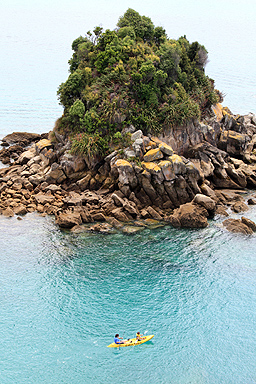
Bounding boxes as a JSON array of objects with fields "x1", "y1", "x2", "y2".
[{"x1": 56, "y1": 8, "x2": 219, "y2": 159}]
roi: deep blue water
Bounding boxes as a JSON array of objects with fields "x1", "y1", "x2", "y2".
[{"x1": 1, "y1": 1, "x2": 256, "y2": 383}]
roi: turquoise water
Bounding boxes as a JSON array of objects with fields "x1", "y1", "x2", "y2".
[
  {"x1": 1, "y1": 1, "x2": 256, "y2": 382},
  {"x1": 1, "y1": 211, "x2": 256, "y2": 383}
]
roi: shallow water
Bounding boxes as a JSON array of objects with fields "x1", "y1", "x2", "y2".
[{"x1": 0, "y1": 210, "x2": 256, "y2": 383}]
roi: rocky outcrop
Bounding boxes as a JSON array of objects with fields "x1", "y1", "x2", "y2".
[
  {"x1": 169, "y1": 202, "x2": 208, "y2": 228},
  {"x1": 1, "y1": 107, "x2": 256, "y2": 235},
  {"x1": 222, "y1": 218, "x2": 254, "y2": 235},
  {"x1": 1, "y1": 132, "x2": 41, "y2": 146}
]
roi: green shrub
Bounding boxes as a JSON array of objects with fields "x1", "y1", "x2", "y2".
[{"x1": 57, "y1": 9, "x2": 220, "y2": 158}]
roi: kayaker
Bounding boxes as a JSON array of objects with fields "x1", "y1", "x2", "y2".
[
  {"x1": 136, "y1": 332, "x2": 144, "y2": 341},
  {"x1": 114, "y1": 334, "x2": 126, "y2": 344}
]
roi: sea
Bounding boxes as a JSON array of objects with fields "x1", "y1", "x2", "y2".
[{"x1": 0, "y1": 1, "x2": 256, "y2": 383}]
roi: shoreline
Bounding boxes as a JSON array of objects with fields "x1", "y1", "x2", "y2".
[{"x1": 1, "y1": 105, "x2": 256, "y2": 235}]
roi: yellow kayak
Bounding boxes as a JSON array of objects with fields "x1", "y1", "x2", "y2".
[{"x1": 107, "y1": 335, "x2": 154, "y2": 348}]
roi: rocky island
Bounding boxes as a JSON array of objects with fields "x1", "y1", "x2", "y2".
[{"x1": 1, "y1": 9, "x2": 256, "y2": 235}]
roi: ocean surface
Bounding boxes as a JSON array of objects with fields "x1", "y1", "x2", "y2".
[{"x1": 0, "y1": 1, "x2": 256, "y2": 383}]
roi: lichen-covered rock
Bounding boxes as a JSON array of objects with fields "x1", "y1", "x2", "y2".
[
  {"x1": 158, "y1": 160, "x2": 175, "y2": 181},
  {"x1": 159, "y1": 142, "x2": 173, "y2": 156},
  {"x1": 114, "y1": 159, "x2": 137, "y2": 188},
  {"x1": 35, "y1": 139, "x2": 52, "y2": 152},
  {"x1": 212, "y1": 103, "x2": 223, "y2": 122},
  {"x1": 141, "y1": 162, "x2": 164, "y2": 183},
  {"x1": 218, "y1": 130, "x2": 250, "y2": 159},
  {"x1": 168, "y1": 154, "x2": 186, "y2": 175},
  {"x1": 143, "y1": 148, "x2": 163, "y2": 162}
]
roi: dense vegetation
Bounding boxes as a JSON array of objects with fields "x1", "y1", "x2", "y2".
[{"x1": 57, "y1": 9, "x2": 219, "y2": 158}]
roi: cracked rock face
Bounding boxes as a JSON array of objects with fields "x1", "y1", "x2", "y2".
[{"x1": 1, "y1": 108, "x2": 256, "y2": 233}]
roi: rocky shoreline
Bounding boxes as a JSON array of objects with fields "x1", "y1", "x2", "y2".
[{"x1": 1, "y1": 104, "x2": 256, "y2": 235}]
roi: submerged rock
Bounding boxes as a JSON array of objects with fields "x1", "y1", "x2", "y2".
[
  {"x1": 122, "y1": 225, "x2": 145, "y2": 235},
  {"x1": 87, "y1": 222, "x2": 114, "y2": 234}
]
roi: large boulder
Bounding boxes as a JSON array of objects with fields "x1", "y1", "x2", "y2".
[
  {"x1": 193, "y1": 194, "x2": 216, "y2": 213},
  {"x1": 111, "y1": 207, "x2": 130, "y2": 222},
  {"x1": 231, "y1": 201, "x2": 248, "y2": 213},
  {"x1": 241, "y1": 217, "x2": 256, "y2": 232},
  {"x1": 1, "y1": 132, "x2": 41, "y2": 146},
  {"x1": 169, "y1": 202, "x2": 208, "y2": 228},
  {"x1": 200, "y1": 182, "x2": 217, "y2": 199},
  {"x1": 2, "y1": 207, "x2": 14, "y2": 217},
  {"x1": 222, "y1": 218, "x2": 253, "y2": 235},
  {"x1": 60, "y1": 153, "x2": 86, "y2": 176},
  {"x1": 140, "y1": 172, "x2": 158, "y2": 203},
  {"x1": 13, "y1": 205, "x2": 27, "y2": 215},
  {"x1": 55, "y1": 209, "x2": 82, "y2": 228},
  {"x1": 35, "y1": 139, "x2": 52, "y2": 153}
]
